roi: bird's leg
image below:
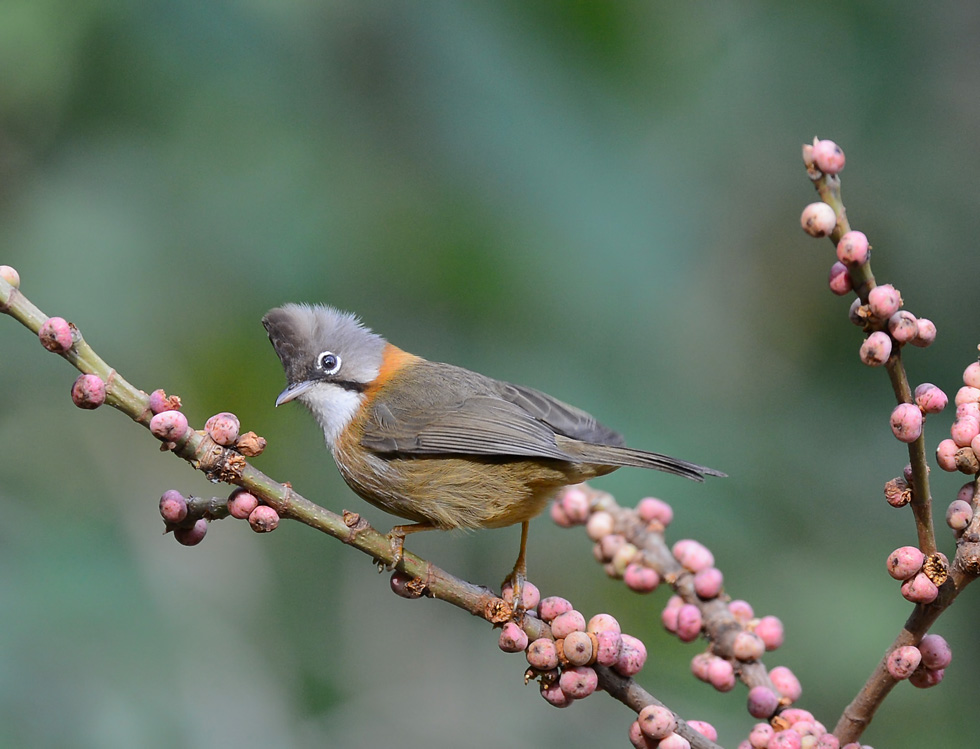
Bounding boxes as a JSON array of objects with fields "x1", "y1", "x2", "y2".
[
  {"x1": 387, "y1": 522, "x2": 437, "y2": 570},
  {"x1": 502, "y1": 521, "x2": 530, "y2": 621}
]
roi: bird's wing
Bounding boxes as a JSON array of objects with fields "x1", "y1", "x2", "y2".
[{"x1": 358, "y1": 361, "x2": 616, "y2": 460}]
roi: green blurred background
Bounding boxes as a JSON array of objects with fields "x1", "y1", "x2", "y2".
[{"x1": 1, "y1": 2, "x2": 977, "y2": 747}]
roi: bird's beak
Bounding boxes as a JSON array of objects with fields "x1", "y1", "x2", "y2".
[{"x1": 275, "y1": 380, "x2": 315, "y2": 407}]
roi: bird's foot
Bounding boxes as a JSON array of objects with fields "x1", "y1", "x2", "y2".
[
  {"x1": 386, "y1": 530, "x2": 406, "y2": 571},
  {"x1": 501, "y1": 568, "x2": 527, "y2": 623}
]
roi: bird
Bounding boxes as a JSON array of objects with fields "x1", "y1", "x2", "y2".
[{"x1": 262, "y1": 303, "x2": 722, "y2": 613}]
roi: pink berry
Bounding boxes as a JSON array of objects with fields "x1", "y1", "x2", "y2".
[
  {"x1": 801, "y1": 202, "x2": 837, "y2": 237},
  {"x1": 909, "y1": 666, "x2": 944, "y2": 689},
  {"x1": 71, "y1": 374, "x2": 106, "y2": 409},
  {"x1": 587, "y1": 613, "x2": 621, "y2": 634},
  {"x1": 747, "y1": 685, "x2": 779, "y2": 719},
  {"x1": 828, "y1": 262, "x2": 852, "y2": 295},
  {"x1": 660, "y1": 734, "x2": 691, "y2": 749},
  {"x1": 732, "y1": 631, "x2": 765, "y2": 662},
  {"x1": 227, "y1": 489, "x2": 260, "y2": 520},
  {"x1": 770, "y1": 665, "x2": 802, "y2": 702},
  {"x1": 836, "y1": 230, "x2": 869, "y2": 265},
  {"x1": 911, "y1": 318, "x2": 936, "y2": 347},
  {"x1": 614, "y1": 634, "x2": 647, "y2": 677},
  {"x1": 558, "y1": 486, "x2": 590, "y2": 524},
  {"x1": 0, "y1": 265, "x2": 20, "y2": 287},
  {"x1": 672, "y1": 539, "x2": 715, "y2": 572},
  {"x1": 690, "y1": 652, "x2": 714, "y2": 682},
  {"x1": 550, "y1": 610, "x2": 586, "y2": 639},
  {"x1": 755, "y1": 615, "x2": 785, "y2": 651},
  {"x1": 918, "y1": 633, "x2": 952, "y2": 669},
  {"x1": 148, "y1": 389, "x2": 181, "y2": 414},
  {"x1": 859, "y1": 331, "x2": 892, "y2": 366},
  {"x1": 538, "y1": 596, "x2": 573, "y2": 622},
  {"x1": 812, "y1": 139, "x2": 845, "y2": 174},
  {"x1": 688, "y1": 720, "x2": 717, "y2": 741},
  {"x1": 661, "y1": 595, "x2": 683, "y2": 632},
  {"x1": 558, "y1": 665, "x2": 598, "y2": 699},
  {"x1": 888, "y1": 310, "x2": 918, "y2": 343},
  {"x1": 780, "y1": 708, "x2": 815, "y2": 726},
  {"x1": 749, "y1": 722, "x2": 775, "y2": 748},
  {"x1": 624, "y1": 563, "x2": 660, "y2": 593},
  {"x1": 628, "y1": 721, "x2": 655, "y2": 749},
  {"x1": 886, "y1": 546, "x2": 924, "y2": 580},
  {"x1": 914, "y1": 383, "x2": 947, "y2": 413},
  {"x1": 174, "y1": 518, "x2": 208, "y2": 546},
  {"x1": 886, "y1": 645, "x2": 921, "y2": 679},
  {"x1": 957, "y1": 481, "x2": 975, "y2": 503},
  {"x1": 159, "y1": 489, "x2": 188, "y2": 524},
  {"x1": 901, "y1": 572, "x2": 939, "y2": 604},
  {"x1": 867, "y1": 283, "x2": 902, "y2": 319},
  {"x1": 964, "y1": 361, "x2": 980, "y2": 388},
  {"x1": 946, "y1": 499, "x2": 973, "y2": 531},
  {"x1": 955, "y1": 385, "x2": 980, "y2": 406},
  {"x1": 539, "y1": 680, "x2": 573, "y2": 708},
  {"x1": 585, "y1": 510, "x2": 614, "y2": 540},
  {"x1": 248, "y1": 505, "x2": 280, "y2": 533},
  {"x1": 611, "y1": 542, "x2": 640, "y2": 575},
  {"x1": 950, "y1": 416, "x2": 980, "y2": 447},
  {"x1": 389, "y1": 570, "x2": 423, "y2": 599},
  {"x1": 205, "y1": 412, "x2": 240, "y2": 446},
  {"x1": 38, "y1": 316, "x2": 73, "y2": 352},
  {"x1": 693, "y1": 567, "x2": 723, "y2": 599},
  {"x1": 936, "y1": 438, "x2": 959, "y2": 472},
  {"x1": 769, "y1": 729, "x2": 803, "y2": 749},
  {"x1": 562, "y1": 630, "x2": 595, "y2": 666},
  {"x1": 502, "y1": 579, "x2": 541, "y2": 611},
  {"x1": 676, "y1": 604, "x2": 703, "y2": 643},
  {"x1": 890, "y1": 403, "x2": 923, "y2": 443},
  {"x1": 729, "y1": 599, "x2": 754, "y2": 623},
  {"x1": 526, "y1": 638, "x2": 559, "y2": 670},
  {"x1": 637, "y1": 704, "x2": 676, "y2": 741},
  {"x1": 597, "y1": 533, "x2": 626, "y2": 562},
  {"x1": 707, "y1": 657, "x2": 735, "y2": 692},
  {"x1": 149, "y1": 410, "x2": 189, "y2": 443},
  {"x1": 594, "y1": 629, "x2": 623, "y2": 666},
  {"x1": 816, "y1": 734, "x2": 840, "y2": 749},
  {"x1": 636, "y1": 496, "x2": 673, "y2": 526},
  {"x1": 498, "y1": 621, "x2": 529, "y2": 653},
  {"x1": 549, "y1": 499, "x2": 572, "y2": 527}
]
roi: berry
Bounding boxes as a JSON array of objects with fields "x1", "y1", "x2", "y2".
[
  {"x1": 526, "y1": 638, "x2": 559, "y2": 670},
  {"x1": 951, "y1": 417, "x2": 980, "y2": 447},
  {"x1": 248, "y1": 505, "x2": 280, "y2": 533},
  {"x1": 746, "y1": 685, "x2": 779, "y2": 719},
  {"x1": 749, "y1": 723, "x2": 775, "y2": 748},
  {"x1": 502, "y1": 580, "x2": 540, "y2": 611},
  {"x1": 901, "y1": 572, "x2": 939, "y2": 604},
  {"x1": 558, "y1": 665, "x2": 598, "y2": 699},
  {"x1": 205, "y1": 412, "x2": 240, "y2": 447},
  {"x1": 691, "y1": 652, "x2": 714, "y2": 682},
  {"x1": 769, "y1": 729, "x2": 803, "y2": 749},
  {"x1": 868, "y1": 284, "x2": 902, "y2": 319},
  {"x1": 661, "y1": 595, "x2": 683, "y2": 632},
  {"x1": 637, "y1": 704, "x2": 676, "y2": 741},
  {"x1": 672, "y1": 539, "x2": 715, "y2": 572},
  {"x1": 38, "y1": 316, "x2": 73, "y2": 352},
  {"x1": 562, "y1": 630, "x2": 595, "y2": 666},
  {"x1": 538, "y1": 596, "x2": 573, "y2": 622},
  {"x1": 539, "y1": 680, "x2": 573, "y2": 708},
  {"x1": 0, "y1": 265, "x2": 20, "y2": 287},
  {"x1": 914, "y1": 383, "x2": 947, "y2": 413},
  {"x1": 886, "y1": 645, "x2": 921, "y2": 679},
  {"x1": 624, "y1": 563, "x2": 660, "y2": 593},
  {"x1": 800, "y1": 202, "x2": 837, "y2": 237},
  {"x1": 498, "y1": 621, "x2": 529, "y2": 653},
  {"x1": 812, "y1": 139, "x2": 845, "y2": 174},
  {"x1": 964, "y1": 361, "x2": 980, "y2": 388},
  {"x1": 549, "y1": 499, "x2": 572, "y2": 527},
  {"x1": 389, "y1": 570, "x2": 423, "y2": 599},
  {"x1": 585, "y1": 510, "x2": 614, "y2": 540},
  {"x1": 936, "y1": 438, "x2": 958, "y2": 472},
  {"x1": 227, "y1": 489, "x2": 260, "y2": 519},
  {"x1": 828, "y1": 262, "x2": 852, "y2": 295},
  {"x1": 550, "y1": 610, "x2": 587, "y2": 639},
  {"x1": 836, "y1": 230, "x2": 869, "y2": 265},
  {"x1": 71, "y1": 374, "x2": 106, "y2": 409},
  {"x1": 614, "y1": 634, "x2": 647, "y2": 676},
  {"x1": 911, "y1": 318, "x2": 936, "y2": 347},
  {"x1": 732, "y1": 631, "x2": 765, "y2": 661},
  {"x1": 149, "y1": 410, "x2": 189, "y2": 443},
  {"x1": 676, "y1": 604, "x2": 703, "y2": 642},
  {"x1": 888, "y1": 310, "x2": 918, "y2": 344},
  {"x1": 688, "y1": 720, "x2": 717, "y2": 742},
  {"x1": 658, "y1": 734, "x2": 691, "y2": 749},
  {"x1": 886, "y1": 546, "x2": 924, "y2": 580},
  {"x1": 955, "y1": 385, "x2": 980, "y2": 406},
  {"x1": 159, "y1": 489, "x2": 188, "y2": 524},
  {"x1": 770, "y1": 665, "x2": 802, "y2": 702},
  {"x1": 587, "y1": 613, "x2": 621, "y2": 634},
  {"x1": 148, "y1": 389, "x2": 181, "y2": 414},
  {"x1": 174, "y1": 518, "x2": 208, "y2": 546},
  {"x1": 558, "y1": 486, "x2": 590, "y2": 523},
  {"x1": 890, "y1": 403, "x2": 923, "y2": 443},
  {"x1": 918, "y1": 633, "x2": 952, "y2": 669},
  {"x1": 909, "y1": 667, "x2": 944, "y2": 689},
  {"x1": 946, "y1": 499, "x2": 973, "y2": 531},
  {"x1": 859, "y1": 331, "x2": 892, "y2": 366},
  {"x1": 816, "y1": 735, "x2": 841, "y2": 749},
  {"x1": 707, "y1": 657, "x2": 736, "y2": 692},
  {"x1": 755, "y1": 615, "x2": 785, "y2": 650},
  {"x1": 693, "y1": 567, "x2": 723, "y2": 599},
  {"x1": 729, "y1": 599, "x2": 754, "y2": 623},
  {"x1": 612, "y1": 542, "x2": 640, "y2": 576},
  {"x1": 637, "y1": 496, "x2": 673, "y2": 526},
  {"x1": 593, "y1": 629, "x2": 623, "y2": 667}
]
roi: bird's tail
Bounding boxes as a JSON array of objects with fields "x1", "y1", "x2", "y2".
[{"x1": 558, "y1": 438, "x2": 725, "y2": 482}]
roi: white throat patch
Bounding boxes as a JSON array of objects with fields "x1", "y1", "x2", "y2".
[{"x1": 299, "y1": 384, "x2": 365, "y2": 449}]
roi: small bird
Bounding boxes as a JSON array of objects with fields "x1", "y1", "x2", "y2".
[{"x1": 263, "y1": 304, "x2": 722, "y2": 610}]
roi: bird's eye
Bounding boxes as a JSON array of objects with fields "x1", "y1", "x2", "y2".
[{"x1": 316, "y1": 350, "x2": 341, "y2": 375}]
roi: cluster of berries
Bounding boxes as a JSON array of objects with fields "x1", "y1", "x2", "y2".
[
  {"x1": 936, "y1": 361, "x2": 980, "y2": 474},
  {"x1": 159, "y1": 485, "x2": 279, "y2": 546},
  {"x1": 738, "y1": 709, "x2": 848, "y2": 749}
]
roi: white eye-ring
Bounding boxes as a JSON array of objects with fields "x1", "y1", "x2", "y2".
[{"x1": 316, "y1": 350, "x2": 341, "y2": 375}]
